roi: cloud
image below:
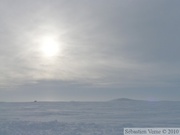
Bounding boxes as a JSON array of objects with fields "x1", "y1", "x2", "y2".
[{"x1": 0, "y1": 0, "x2": 180, "y2": 91}]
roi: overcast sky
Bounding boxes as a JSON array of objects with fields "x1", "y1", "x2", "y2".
[{"x1": 0, "y1": 0, "x2": 180, "y2": 102}]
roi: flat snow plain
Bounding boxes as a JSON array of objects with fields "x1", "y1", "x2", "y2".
[{"x1": 0, "y1": 99, "x2": 180, "y2": 135}]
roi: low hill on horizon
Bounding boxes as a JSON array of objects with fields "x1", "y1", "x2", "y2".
[
  {"x1": 109, "y1": 98, "x2": 180, "y2": 103},
  {"x1": 109, "y1": 98, "x2": 146, "y2": 102}
]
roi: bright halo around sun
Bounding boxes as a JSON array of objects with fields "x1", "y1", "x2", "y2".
[{"x1": 39, "y1": 35, "x2": 60, "y2": 57}]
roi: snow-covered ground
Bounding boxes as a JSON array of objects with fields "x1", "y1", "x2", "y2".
[{"x1": 0, "y1": 99, "x2": 180, "y2": 135}]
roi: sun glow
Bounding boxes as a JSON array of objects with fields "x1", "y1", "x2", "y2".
[{"x1": 39, "y1": 35, "x2": 60, "y2": 57}]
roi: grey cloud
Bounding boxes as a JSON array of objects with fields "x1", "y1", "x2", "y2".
[{"x1": 0, "y1": 0, "x2": 180, "y2": 99}]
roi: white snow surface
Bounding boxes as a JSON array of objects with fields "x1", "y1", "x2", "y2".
[{"x1": 0, "y1": 100, "x2": 180, "y2": 135}]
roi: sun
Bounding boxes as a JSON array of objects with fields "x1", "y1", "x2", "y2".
[{"x1": 39, "y1": 35, "x2": 60, "y2": 57}]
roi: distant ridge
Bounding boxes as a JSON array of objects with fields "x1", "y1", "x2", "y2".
[
  {"x1": 109, "y1": 98, "x2": 147, "y2": 102},
  {"x1": 109, "y1": 98, "x2": 180, "y2": 103}
]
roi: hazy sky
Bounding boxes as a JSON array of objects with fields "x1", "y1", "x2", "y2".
[{"x1": 0, "y1": 0, "x2": 180, "y2": 101}]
